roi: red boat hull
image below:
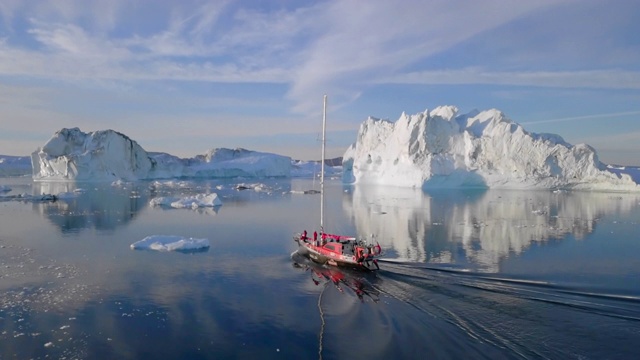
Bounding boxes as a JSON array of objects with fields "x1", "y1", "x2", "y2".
[{"x1": 294, "y1": 233, "x2": 382, "y2": 271}]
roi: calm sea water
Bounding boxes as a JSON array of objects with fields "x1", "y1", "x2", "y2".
[{"x1": 1, "y1": 176, "x2": 639, "y2": 359}]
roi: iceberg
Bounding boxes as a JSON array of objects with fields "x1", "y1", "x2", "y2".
[
  {"x1": 184, "y1": 148, "x2": 291, "y2": 178},
  {"x1": 150, "y1": 193, "x2": 223, "y2": 209},
  {"x1": 31, "y1": 128, "x2": 154, "y2": 181},
  {"x1": 343, "y1": 106, "x2": 640, "y2": 191},
  {"x1": 291, "y1": 158, "x2": 343, "y2": 178},
  {"x1": 2, "y1": 114, "x2": 637, "y2": 191},
  {"x1": 130, "y1": 235, "x2": 210, "y2": 252},
  {"x1": 30, "y1": 128, "x2": 291, "y2": 181}
]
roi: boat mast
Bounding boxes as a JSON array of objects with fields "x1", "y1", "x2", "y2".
[{"x1": 320, "y1": 95, "x2": 327, "y2": 234}]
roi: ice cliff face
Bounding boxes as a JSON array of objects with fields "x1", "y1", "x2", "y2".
[
  {"x1": 32, "y1": 128, "x2": 153, "y2": 181},
  {"x1": 343, "y1": 106, "x2": 639, "y2": 191},
  {"x1": 31, "y1": 128, "x2": 291, "y2": 181}
]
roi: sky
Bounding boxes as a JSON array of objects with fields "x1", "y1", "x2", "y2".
[{"x1": 1, "y1": 0, "x2": 639, "y2": 165}]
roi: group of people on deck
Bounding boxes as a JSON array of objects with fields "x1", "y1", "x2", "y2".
[
  {"x1": 300, "y1": 230, "x2": 347, "y2": 246},
  {"x1": 300, "y1": 230, "x2": 322, "y2": 246},
  {"x1": 300, "y1": 230, "x2": 382, "y2": 262}
]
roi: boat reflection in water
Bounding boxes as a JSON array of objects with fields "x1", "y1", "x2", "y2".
[{"x1": 291, "y1": 251, "x2": 379, "y2": 303}]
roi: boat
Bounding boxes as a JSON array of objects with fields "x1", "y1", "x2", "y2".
[{"x1": 293, "y1": 95, "x2": 383, "y2": 271}]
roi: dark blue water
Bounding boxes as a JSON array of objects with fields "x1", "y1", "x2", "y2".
[{"x1": 1, "y1": 177, "x2": 639, "y2": 359}]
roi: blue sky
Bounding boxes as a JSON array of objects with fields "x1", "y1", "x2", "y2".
[{"x1": 1, "y1": 0, "x2": 639, "y2": 165}]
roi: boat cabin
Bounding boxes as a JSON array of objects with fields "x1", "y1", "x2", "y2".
[{"x1": 322, "y1": 242, "x2": 343, "y2": 255}]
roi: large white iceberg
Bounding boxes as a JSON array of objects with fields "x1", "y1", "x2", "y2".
[
  {"x1": 31, "y1": 128, "x2": 154, "y2": 181},
  {"x1": 343, "y1": 106, "x2": 640, "y2": 191},
  {"x1": 30, "y1": 128, "x2": 291, "y2": 181}
]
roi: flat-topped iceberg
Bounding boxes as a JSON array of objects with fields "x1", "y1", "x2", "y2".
[{"x1": 343, "y1": 106, "x2": 640, "y2": 191}]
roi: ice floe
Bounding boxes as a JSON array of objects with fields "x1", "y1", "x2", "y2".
[
  {"x1": 149, "y1": 193, "x2": 222, "y2": 208},
  {"x1": 130, "y1": 235, "x2": 210, "y2": 252}
]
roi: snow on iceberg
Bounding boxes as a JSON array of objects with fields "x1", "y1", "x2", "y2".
[
  {"x1": 130, "y1": 235, "x2": 210, "y2": 252},
  {"x1": 343, "y1": 106, "x2": 640, "y2": 191},
  {"x1": 30, "y1": 128, "x2": 291, "y2": 181}
]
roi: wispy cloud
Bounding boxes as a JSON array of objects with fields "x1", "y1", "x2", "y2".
[
  {"x1": 380, "y1": 68, "x2": 640, "y2": 89},
  {"x1": 1, "y1": 0, "x2": 584, "y2": 115},
  {"x1": 1, "y1": 0, "x2": 639, "y2": 163},
  {"x1": 520, "y1": 110, "x2": 640, "y2": 125},
  {"x1": 1, "y1": 1, "x2": 294, "y2": 79},
  {"x1": 285, "y1": 0, "x2": 571, "y2": 113}
]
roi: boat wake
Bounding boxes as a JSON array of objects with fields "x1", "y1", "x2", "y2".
[
  {"x1": 289, "y1": 251, "x2": 640, "y2": 359},
  {"x1": 367, "y1": 261, "x2": 640, "y2": 359}
]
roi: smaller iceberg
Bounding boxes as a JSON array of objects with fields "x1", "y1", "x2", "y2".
[
  {"x1": 149, "y1": 193, "x2": 223, "y2": 208},
  {"x1": 130, "y1": 235, "x2": 210, "y2": 252}
]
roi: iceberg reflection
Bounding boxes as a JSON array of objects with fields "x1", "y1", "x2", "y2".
[
  {"x1": 32, "y1": 181, "x2": 149, "y2": 232},
  {"x1": 343, "y1": 186, "x2": 640, "y2": 272}
]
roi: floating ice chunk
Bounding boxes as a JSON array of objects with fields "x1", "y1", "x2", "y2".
[
  {"x1": 235, "y1": 182, "x2": 274, "y2": 192},
  {"x1": 149, "y1": 193, "x2": 222, "y2": 208},
  {"x1": 130, "y1": 235, "x2": 210, "y2": 252},
  {"x1": 56, "y1": 191, "x2": 80, "y2": 200},
  {"x1": 111, "y1": 179, "x2": 131, "y2": 187},
  {"x1": 149, "y1": 196, "x2": 178, "y2": 207},
  {"x1": 170, "y1": 193, "x2": 222, "y2": 208}
]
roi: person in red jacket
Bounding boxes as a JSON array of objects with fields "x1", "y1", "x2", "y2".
[{"x1": 355, "y1": 247, "x2": 364, "y2": 263}]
